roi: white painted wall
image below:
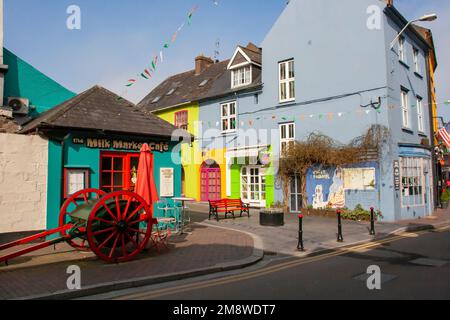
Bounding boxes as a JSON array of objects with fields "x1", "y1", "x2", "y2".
[{"x1": 0, "y1": 133, "x2": 48, "y2": 233}]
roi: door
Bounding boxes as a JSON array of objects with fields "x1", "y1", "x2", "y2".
[
  {"x1": 241, "y1": 166, "x2": 266, "y2": 208},
  {"x1": 101, "y1": 152, "x2": 140, "y2": 193},
  {"x1": 200, "y1": 163, "x2": 221, "y2": 202},
  {"x1": 290, "y1": 174, "x2": 302, "y2": 213}
]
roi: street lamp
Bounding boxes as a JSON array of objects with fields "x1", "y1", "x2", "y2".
[{"x1": 390, "y1": 13, "x2": 438, "y2": 49}]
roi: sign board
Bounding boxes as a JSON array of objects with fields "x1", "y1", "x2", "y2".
[
  {"x1": 72, "y1": 137, "x2": 170, "y2": 153},
  {"x1": 393, "y1": 160, "x2": 401, "y2": 191},
  {"x1": 160, "y1": 168, "x2": 174, "y2": 197}
]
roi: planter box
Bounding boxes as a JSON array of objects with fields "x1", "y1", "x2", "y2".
[
  {"x1": 260, "y1": 210, "x2": 285, "y2": 227},
  {"x1": 442, "y1": 202, "x2": 449, "y2": 210},
  {"x1": 303, "y1": 208, "x2": 373, "y2": 222}
]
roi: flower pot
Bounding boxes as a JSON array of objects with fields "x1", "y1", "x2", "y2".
[
  {"x1": 260, "y1": 209, "x2": 285, "y2": 227},
  {"x1": 441, "y1": 201, "x2": 449, "y2": 210}
]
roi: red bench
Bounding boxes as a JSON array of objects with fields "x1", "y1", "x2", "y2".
[{"x1": 209, "y1": 199, "x2": 250, "y2": 221}]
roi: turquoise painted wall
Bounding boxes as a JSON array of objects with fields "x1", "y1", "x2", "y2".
[
  {"x1": 3, "y1": 48, "x2": 75, "y2": 115},
  {"x1": 46, "y1": 134, "x2": 182, "y2": 230}
]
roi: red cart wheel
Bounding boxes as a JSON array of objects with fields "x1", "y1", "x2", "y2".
[
  {"x1": 59, "y1": 189, "x2": 107, "y2": 251},
  {"x1": 87, "y1": 191, "x2": 153, "y2": 263}
]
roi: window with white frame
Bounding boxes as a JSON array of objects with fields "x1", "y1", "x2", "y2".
[
  {"x1": 232, "y1": 66, "x2": 252, "y2": 88},
  {"x1": 400, "y1": 157, "x2": 424, "y2": 207},
  {"x1": 280, "y1": 122, "x2": 295, "y2": 156},
  {"x1": 417, "y1": 97, "x2": 425, "y2": 133},
  {"x1": 401, "y1": 89, "x2": 410, "y2": 128},
  {"x1": 413, "y1": 48, "x2": 421, "y2": 74},
  {"x1": 241, "y1": 166, "x2": 266, "y2": 205},
  {"x1": 221, "y1": 101, "x2": 237, "y2": 133},
  {"x1": 279, "y1": 60, "x2": 295, "y2": 102},
  {"x1": 399, "y1": 37, "x2": 407, "y2": 64}
]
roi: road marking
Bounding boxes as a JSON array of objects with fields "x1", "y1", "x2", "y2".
[{"x1": 115, "y1": 226, "x2": 449, "y2": 300}]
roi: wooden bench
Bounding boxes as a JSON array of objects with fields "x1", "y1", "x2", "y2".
[{"x1": 209, "y1": 199, "x2": 250, "y2": 221}]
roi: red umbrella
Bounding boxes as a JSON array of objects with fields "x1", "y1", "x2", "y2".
[{"x1": 135, "y1": 144, "x2": 159, "y2": 217}]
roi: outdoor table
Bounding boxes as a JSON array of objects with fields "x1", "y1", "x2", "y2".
[{"x1": 172, "y1": 197, "x2": 195, "y2": 235}]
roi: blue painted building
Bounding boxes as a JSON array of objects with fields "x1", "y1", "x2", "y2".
[{"x1": 195, "y1": 0, "x2": 436, "y2": 221}]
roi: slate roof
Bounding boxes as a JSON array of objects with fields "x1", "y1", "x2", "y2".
[
  {"x1": 20, "y1": 85, "x2": 178, "y2": 138},
  {"x1": 138, "y1": 43, "x2": 263, "y2": 113},
  {"x1": 238, "y1": 43, "x2": 262, "y2": 65}
]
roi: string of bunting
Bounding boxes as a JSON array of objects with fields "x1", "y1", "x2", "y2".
[
  {"x1": 122, "y1": 0, "x2": 220, "y2": 93},
  {"x1": 199, "y1": 100, "x2": 450, "y2": 129}
]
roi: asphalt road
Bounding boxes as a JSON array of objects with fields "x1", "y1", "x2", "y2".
[{"x1": 104, "y1": 225, "x2": 450, "y2": 300}]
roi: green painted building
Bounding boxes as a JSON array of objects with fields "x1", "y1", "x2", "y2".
[
  {"x1": 21, "y1": 86, "x2": 182, "y2": 230},
  {"x1": 3, "y1": 48, "x2": 75, "y2": 116}
]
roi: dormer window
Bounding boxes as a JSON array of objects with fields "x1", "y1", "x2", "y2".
[{"x1": 231, "y1": 66, "x2": 252, "y2": 89}]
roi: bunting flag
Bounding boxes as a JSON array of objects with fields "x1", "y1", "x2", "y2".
[{"x1": 123, "y1": 2, "x2": 212, "y2": 89}]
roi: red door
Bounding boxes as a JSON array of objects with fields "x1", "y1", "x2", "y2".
[
  {"x1": 101, "y1": 152, "x2": 140, "y2": 193},
  {"x1": 200, "y1": 166, "x2": 221, "y2": 202}
]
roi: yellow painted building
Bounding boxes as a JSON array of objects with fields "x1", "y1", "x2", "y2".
[{"x1": 154, "y1": 103, "x2": 227, "y2": 202}]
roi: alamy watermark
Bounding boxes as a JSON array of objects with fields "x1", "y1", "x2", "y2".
[
  {"x1": 366, "y1": 265, "x2": 382, "y2": 290},
  {"x1": 66, "y1": 265, "x2": 82, "y2": 290},
  {"x1": 66, "y1": 5, "x2": 81, "y2": 30}
]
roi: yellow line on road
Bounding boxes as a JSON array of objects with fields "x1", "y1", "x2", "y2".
[{"x1": 115, "y1": 226, "x2": 448, "y2": 300}]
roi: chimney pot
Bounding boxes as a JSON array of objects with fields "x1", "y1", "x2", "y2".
[{"x1": 195, "y1": 55, "x2": 214, "y2": 75}]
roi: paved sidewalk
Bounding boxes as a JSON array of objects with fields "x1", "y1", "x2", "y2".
[
  {"x1": 194, "y1": 203, "x2": 450, "y2": 258},
  {"x1": 0, "y1": 224, "x2": 258, "y2": 300}
]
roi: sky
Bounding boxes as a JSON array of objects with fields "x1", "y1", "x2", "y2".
[{"x1": 3, "y1": 0, "x2": 450, "y2": 120}]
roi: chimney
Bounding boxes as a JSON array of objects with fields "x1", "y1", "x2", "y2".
[{"x1": 195, "y1": 55, "x2": 214, "y2": 75}]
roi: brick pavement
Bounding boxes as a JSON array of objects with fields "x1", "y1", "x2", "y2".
[{"x1": 0, "y1": 224, "x2": 254, "y2": 300}]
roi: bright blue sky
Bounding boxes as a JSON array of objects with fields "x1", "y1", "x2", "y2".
[{"x1": 4, "y1": 0, "x2": 450, "y2": 119}]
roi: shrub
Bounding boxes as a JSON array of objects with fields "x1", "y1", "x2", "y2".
[
  {"x1": 441, "y1": 190, "x2": 450, "y2": 203},
  {"x1": 341, "y1": 204, "x2": 383, "y2": 222}
]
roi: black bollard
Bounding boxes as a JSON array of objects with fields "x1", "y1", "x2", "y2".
[
  {"x1": 369, "y1": 207, "x2": 376, "y2": 236},
  {"x1": 297, "y1": 214, "x2": 305, "y2": 252},
  {"x1": 337, "y1": 210, "x2": 344, "y2": 242}
]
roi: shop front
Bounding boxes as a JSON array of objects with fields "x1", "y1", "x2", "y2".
[
  {"x1": 226, "y1": 146, "x2": 275, "y2": 208},
  {"x1": 20, "y1": 85, "x2": 183, "y2": 230}
]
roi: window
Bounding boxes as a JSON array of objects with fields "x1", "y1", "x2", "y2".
[
  {"x1": 199, "y1": 79, "x2": 209, "y2": 87},
  {"x1": 400, "y1": 157, "x2": 424, "y2": 207},
  {"x1": 279, "y1": 60, "x2": 295, "y2": 102},
  {"x1": 280, "y1": 122, "x2": 295, "y2": 156},
  {"x1": 417, "y1": 97, "x2": 424, "y2": 133},
  {"x1": 64, "y1": 168, "x2": 90, "y2": 198},
  {"x1": 231, "y1": 66, "x2": 252, "y2": 88},
  {"x1": 399, "y1": 37, "x2": 407, "y2": 64},
  {"x1": 413, "y1": 48, "x2": 421, "y2": 74},
  {"x1": 175, "y1": 110, "x2": 189, "y2": 130},
  {"x1": 166, "y1": 88, "x2": 176, "y2": 96},
  {"x1": 401, "y1": 89, "x2": 410, "y2": 128},
  {"x1": 241, "y1": 166, "x2": 266, "y2": 206},
  {"x1": 152, "y1": 96, "x2": 161, "y2": 104},
  {"x1": 101, "y1": 153, "x2": 140, "y2": 193},
  {"x1": 221, "y1": 101, "x2": 237, "y2": 133}
]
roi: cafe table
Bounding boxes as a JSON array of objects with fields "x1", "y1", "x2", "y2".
[{"x1": 172, "y1": 197, "x2": 195, "y2": 234}]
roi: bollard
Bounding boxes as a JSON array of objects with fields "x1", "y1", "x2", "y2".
[
  {"x1": 369, "y1": 207, "x2": 376, "y2": 236},
  {"x1": 297, "y1": 214, "x2": 305, "y2": 252},
  {"x1": 337, "y1": 210, "x2": 344, "y2": 242}
]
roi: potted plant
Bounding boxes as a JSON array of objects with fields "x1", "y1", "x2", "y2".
[
  {"x1": 441, "y1": 189, "x2": 450, "y2": 209},
  {"x1": 260, "y1": 202, "x2": 285, "y2": 227}
]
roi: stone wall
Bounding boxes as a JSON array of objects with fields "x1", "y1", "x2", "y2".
[{"x1": 0, "y1": 133, "x2": 48, "y2": 233}]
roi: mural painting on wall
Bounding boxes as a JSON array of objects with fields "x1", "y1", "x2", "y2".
[
  {"x1": 311, "y1": 167, "x2": 376, "y2": 209},
  {"x1": 312, "y1": 168, "x2": 345, "y2": 209}
]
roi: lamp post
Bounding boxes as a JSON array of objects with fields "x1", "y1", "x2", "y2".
[{"x1": 390, "y1": 13, "x2": 437, "y2": 49}]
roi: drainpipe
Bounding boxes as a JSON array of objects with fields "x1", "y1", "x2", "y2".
[{"x1": 59, "y1": 133, "x2": 70, "y2": 208}]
